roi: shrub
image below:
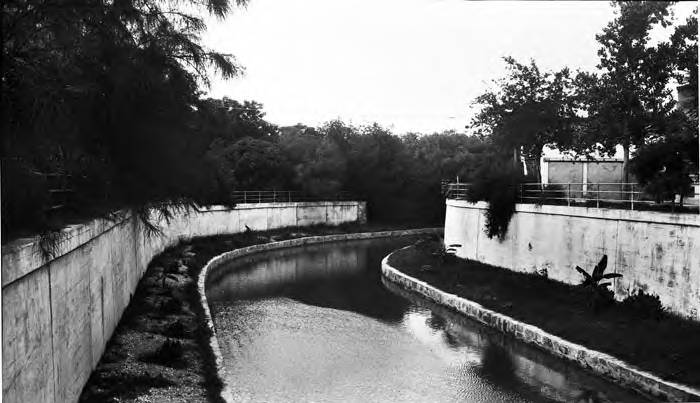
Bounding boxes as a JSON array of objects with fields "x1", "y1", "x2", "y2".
[
  {"x1": 574, "y1": 255, "x2": 622, "y2": 288},
  {"x1": 574, "y1": 255, "x2": 622, "y2": 313},
  {"x1": 620, "y1": 289, "x2": 665, "y2": 320},
  {"x1": 140, "y1": 339, "x2": 185, "y2": 368}
]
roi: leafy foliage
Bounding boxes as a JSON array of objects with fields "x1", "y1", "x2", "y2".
[
  {"x1": 573, "y1": 2, "x2": 678, "y2": 179},
  {"x1": 140, "y1": 339, "x2": 185, "y2": 368},
  {"x1": 575, "y1": 255, "x2": 622, "y2": 313},
  {"x1": 466, "y1": 158, "x2": 521, "y2": 240},
  {"x1": 630, "y1": 123, "x2": 697, "y2": 205},
  {"x1": 1, "y1": 0, "x2": 248, "y2": 240},
  {"x1": 620, "y1": 289, "x2": 665, "y2": 320},
  {"x1": 575, "y1": 255, "x2": 622, "y2": 288},
  {"x1": 470, "y1": 57, "x2": 577, "y2": 180}
]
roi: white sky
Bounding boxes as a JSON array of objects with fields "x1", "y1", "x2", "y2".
[{"x1": 202, "y1": 0, "x2": 696, "y2": 135}]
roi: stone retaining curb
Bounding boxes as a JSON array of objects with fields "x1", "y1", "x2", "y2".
[
  {"x1": 381, "y1": 247, "x2": 700, "y2": 402},
  {"x1": 198, "y1": 228, "x2": 441, "y2": 402}
]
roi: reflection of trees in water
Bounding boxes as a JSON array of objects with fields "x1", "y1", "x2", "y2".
[
  {"x1": 572, "y1": 389, "x2": 604, "y2": 403},
  {"x1": 478, "y1": 342, "x2": 518, "y2": 385},
  {"x1": 208, "y1": 238, "x2": 416, "y2": 323},
  {"x1": 286, "y1": 239, "x2": 415, "y2": 324},
  {"x1": 441, "y1": 329, "x2": 461, "y2": 349},
  {"x1": 425, "y1": 312, "x2": 446, "y2": 331}
]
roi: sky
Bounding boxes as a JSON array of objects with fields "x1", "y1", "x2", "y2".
[{"x1": 202, "y1": 0, "x2": 696, "y2": 135}]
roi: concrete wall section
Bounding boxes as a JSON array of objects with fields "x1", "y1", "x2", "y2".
[
  {"x1": 444, "y1": 200, "x2": 700, "y2": 319},
  {"x1": 1, "y1": 267, "x2": 54, "y2": 403},
  {"x1": 1, "y1": 201, "x2": 366, "y2": 403}
]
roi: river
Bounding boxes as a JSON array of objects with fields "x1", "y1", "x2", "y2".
[{"x1": 206, "y1": 236, "x2": 647, "y2": 402}]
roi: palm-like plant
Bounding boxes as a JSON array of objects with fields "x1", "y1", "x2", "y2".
[{"x1": 575, "y1": 255, "x2": 622, "y2": 288}]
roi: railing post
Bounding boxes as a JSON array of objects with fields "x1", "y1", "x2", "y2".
[
  {"x1": 244, "y1": 191, "x2": 247, "y2": 204},
  {"x1": 273, "y1": 190, "x2": 276, "y2": 203},
  {"x1": 567, "y1": 183, "x2": 571, "y2": 206},
  {"x1": 630, "y1": 183, "x2": 634, "y2": 210},
  {"x1": 519, "y1": 184, "x2": 523, "y2": 203},
  {"x1": 596, "y1": 183, "x2": 600, "y2": 209},
  {"x1": 258, "y1": 191, "x2": 261, "y2": 204}
]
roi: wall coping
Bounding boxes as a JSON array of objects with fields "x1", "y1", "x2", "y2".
[
  {"x1": 1, "y1": 201, "x2": 365, "y2": 288},
  {"x1": 197, "y1": 228, "x2": 441, "y2": 402},
  {"x1": 447, "y1": 199, "x2": 700, "y2": 227},
  {"x1": 381, "y1": 249, "x2": 700, "y2": 402}
]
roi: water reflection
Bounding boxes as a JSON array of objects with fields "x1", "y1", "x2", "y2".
[
  {"x1": 207, "y1": 239, "x2": 412, "y2": 323},
  {"x1": 207, "y1": 237, "x2": 648, "y2": 403}
]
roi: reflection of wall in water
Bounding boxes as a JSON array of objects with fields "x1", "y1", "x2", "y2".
[
  {"x1": 206, "y1": 243, "x2": 368, "y2": 301},
  {"x1": 384, "y1": 280, "x2": 644, "y2": 403}
]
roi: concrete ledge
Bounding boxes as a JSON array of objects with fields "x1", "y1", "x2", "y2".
[
  {"x1": 198, "y1": 228, "x2": 441, "y2": 402},
  {"x1": 447, "y1": 199, "x2": 700, "y2": 227},
  {"x1": 381, "y1": 248, "x2": 700, "y2": 403}
]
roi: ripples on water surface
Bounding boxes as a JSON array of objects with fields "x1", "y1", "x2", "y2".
[{"x1": 206, "y1": 237, "x2": 647, "y2": 403}]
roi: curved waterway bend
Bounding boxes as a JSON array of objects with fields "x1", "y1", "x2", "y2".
[{"x1": 205, "y1": 237, "x2": 647, "y2": 402}]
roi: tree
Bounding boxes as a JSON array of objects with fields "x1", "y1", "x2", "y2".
[
  {"x1": 207, "y1": 137, "x2": 292, "y2": 190},
  {"x1": 194, "y1": 98, "x2": 279, "y2": 146},
  {"x1": 470, "y1": 57, "x2": 576, "y2": 181},
  {"x1": 669, "y1": 10, "x2": 698, "y2": 102},
  {"x1": 577, "y1": 1, "x2": 676, "y2": 182},
  {"x1": 629, "y1": 9, "x2": 698, "y2": 206},
  {"x1": 630, "y1": 121, "x2": 696, "y2": 206},
  {"x1": 1, "y1": 0, "x2": 247, "y2": 238}
]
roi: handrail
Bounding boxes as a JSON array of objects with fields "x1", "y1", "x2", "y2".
[
  {"x1": 231, "y1": 190, "x2": 358, "y2": 204},
  {"x1": 444, "y1": 182, "x2": 700, "y2": 213}
]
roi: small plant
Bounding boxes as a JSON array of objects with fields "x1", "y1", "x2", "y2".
[
  {"x1": 431, "y1": 235, "x2": 461, "y2": 265},
  {"x1": 575, "y1": 255, "x2": 621, "y2": 313},
  {"x1": 575, "y1": 255, "x2": 622, "y2": 289},
  {"x1": 620, "y1": 289, "x2": 665, "y2": 320},
  {"x1": 157, "y1": 270, "x2": 180, "y2": 289},
  {"x1": 140, "y1": 338, "x2": 185, "y2": 368}
]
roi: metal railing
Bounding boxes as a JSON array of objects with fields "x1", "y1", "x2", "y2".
[
  {"x1": 444, "y1": 182, "x2": 700, "y2": 212},
  {"x1": 232, "y1": 190, "x2": 357, "y2": 204},
  {"x1": 40, "y1": 172, "x2": 75, "y2": 212}
]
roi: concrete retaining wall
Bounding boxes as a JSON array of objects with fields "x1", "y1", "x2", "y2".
[
  {"x1": 444, "y1": 200, "x2": 700, "y2": 319},
  {"x1": 381, "y1": 251, "x2": 700, "y2": 402},
  {"x1": 1, "y1": 201, "x2": 366, "y2": 403}
]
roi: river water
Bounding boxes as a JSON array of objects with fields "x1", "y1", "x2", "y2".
[{"x1": 206, "y1": 237, "x2": 647, "y2": 402}]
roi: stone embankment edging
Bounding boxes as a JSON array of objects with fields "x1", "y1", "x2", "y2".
[
  {"x1": 381, "y1": 247, "x2": 700, "y2": 402},
  {"x1": 198, "y1": 228, "x2": 441, "y2": 402}
]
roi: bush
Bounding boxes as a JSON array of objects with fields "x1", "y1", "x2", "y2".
[
  {"x1": 620, "y1": 289, "x2": 665, "y2": 320},
  {"x1": 140, "y1": 339, "x2": 185, "y2": 368}
]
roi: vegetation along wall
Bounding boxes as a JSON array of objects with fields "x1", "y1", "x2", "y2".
[
  {"x1": 1, "y1": 201, "x2": 366, "y2": 403},
  {"x1": 444, "y1": 200, "x2": 700, "y2": 320}
]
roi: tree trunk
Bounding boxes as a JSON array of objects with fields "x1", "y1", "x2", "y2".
[
  {"x1": 513, "y1": 146, "x2": 523, "y2": 175},
  {"x1": 622, "y1": 142, "x2": 630, "y2": 184}
]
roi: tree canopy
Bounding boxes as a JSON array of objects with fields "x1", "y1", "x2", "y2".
[{"x1": 470, "y1": 57, "x2": 577, "y2": 180}]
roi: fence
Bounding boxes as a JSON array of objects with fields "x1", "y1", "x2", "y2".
[
  {"x1": 231, "y1": 190, "x2": 357, "y2": 204},
  {"x1": 444, "y1": 182, "x2": 700, "y2": 212},
  {"x1": 43, "y1": 182, "x2": 356, "y2": 213}
]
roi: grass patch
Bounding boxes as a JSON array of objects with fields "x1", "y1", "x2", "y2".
[
  {"x1": 80, "y1": 372, "x2": 175, "y2": 402},
  {"x1": 388, "y1": 240, "x2": 700, "y2": 388}
]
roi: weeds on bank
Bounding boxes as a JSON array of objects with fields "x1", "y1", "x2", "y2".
[{"x1": 139, "y1": 339, "x2": 185, "y2": 368}]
